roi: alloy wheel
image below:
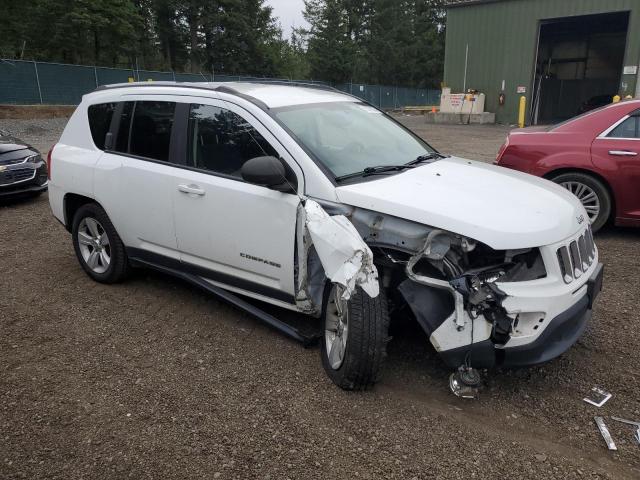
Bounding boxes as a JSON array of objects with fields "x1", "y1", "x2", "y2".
[
  {"x1": 77, "y1": 217, "x2": 111, "y2": 274},
  {"x1": 559, "y1": 181, "x2": 601, "y2": 223},
  {"x1": 324, "y1": 285, "x2": 349, "y2": 370}
]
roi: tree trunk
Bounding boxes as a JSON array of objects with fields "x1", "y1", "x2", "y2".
[{"x1": 188, "y1": 7, "x2": 200, "y2": 73}]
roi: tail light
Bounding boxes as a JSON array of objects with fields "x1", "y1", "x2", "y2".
[{"x1": 47, "y1": 144, "x2": 55, "y2": 180}]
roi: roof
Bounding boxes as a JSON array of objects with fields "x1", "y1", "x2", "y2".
[{"x1": 94, "y1": 81, "x2": 356, "y2": 109}]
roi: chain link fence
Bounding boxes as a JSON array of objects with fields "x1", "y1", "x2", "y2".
[{"x1": 0, "y1": 59, "x2": 440, "y2": 109}]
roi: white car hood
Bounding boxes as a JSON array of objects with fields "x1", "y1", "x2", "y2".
[{"x1": 335, "y1": 157, "x2": 586, "y2": 250}]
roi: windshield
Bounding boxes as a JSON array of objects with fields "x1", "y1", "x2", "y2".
[{"x1": 273, "y1": 102, "x2": 436, "y2": 178}]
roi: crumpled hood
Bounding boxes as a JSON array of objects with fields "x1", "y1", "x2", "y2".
[{"x1": 336, "y1": 157, "x2": 587, "y2": 250}]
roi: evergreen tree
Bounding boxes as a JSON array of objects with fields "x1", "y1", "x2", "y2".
[
  {"x1": 304, "y1": 0, "x2": 356, "y2": 83},
  {"x1": 0, "y1": 0, "x2": 445, "y2": 86}
]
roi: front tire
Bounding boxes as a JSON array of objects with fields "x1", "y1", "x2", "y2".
[
  {"x1": 320, "y1": 283, "x2": 390, "y2": 390},
  {"x1": 551, "y1": 172, "x2": 611, "y2": 232},
  {"x1": 71, "y1": 203, "x2": 130, "y2": 283}
]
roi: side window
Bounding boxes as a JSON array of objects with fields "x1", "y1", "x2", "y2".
[
  {"x1": 608, "y1": 116, "x2": 640, "y2": 139},
  {"x1": 129, "y1": 101, "x2": 176, "y2": 161},
  {"x1": 114, "y1": 101, "x2": 176, "y2": 162},
  {"x1": 87, "y1": 103, "x2": 116, "y2": 150},
  {"x1": 187, "y1": 103, "x2": 278, "y2": 177}
]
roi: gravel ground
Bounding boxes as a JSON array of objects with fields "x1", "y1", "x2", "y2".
[{"x1": 1, "y1": 115, "x2": 639, "y2": 479}]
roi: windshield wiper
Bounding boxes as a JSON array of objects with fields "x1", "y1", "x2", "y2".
[
  {"x1": 406, "y1": 152, "x2": 446, "y2": 166},
  {"x1": 335, "y1": 153, "x2": 446, "y2": 182},
  {"x1": 335, "y1": 164, "x2": 417, "y2": 182}
]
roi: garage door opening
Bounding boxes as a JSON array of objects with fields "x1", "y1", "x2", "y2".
[{"x1": 531, "y1": 11, "x2": 629, "y2": 125}]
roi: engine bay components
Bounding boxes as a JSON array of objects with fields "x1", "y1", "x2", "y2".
[{"x1": 449, "y1": 366, "x2": 482, "y2": 399}]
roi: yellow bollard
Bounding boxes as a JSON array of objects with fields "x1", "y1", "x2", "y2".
[
  {"x1": 613, "y1": 95, "x2": 621, "y2": 103},
  {"x1": 128, "y1": 77, "x2": 134, "y2": 83},
  {"x1": 518, "y1": 96, "x2": 526, "y2": 128}
]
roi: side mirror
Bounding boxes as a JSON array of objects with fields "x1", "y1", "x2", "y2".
[{"x1": 241, "y1": 156, "x2": 295, "y2": 193}]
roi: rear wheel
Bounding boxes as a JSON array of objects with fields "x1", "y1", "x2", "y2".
[
  {"x1": 72, "y1": 203, "x2": 130, "y2": 283},
  {"x1": 320, "y1": 283, "x2": 390, "y2": 390},
  {"x1": 551, "y1": 172, "x2": 611, "y2": 232}
]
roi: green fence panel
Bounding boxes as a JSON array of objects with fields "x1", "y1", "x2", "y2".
[
  {"x1": 1, "y1": 59, "x2": 440, "y2": 107},
  {"x1": 378, "y1": 86, "x2": 394, "y2": 109},
  {"x1": 175, "y1": 73, "x2": 211, "y2": 83},
  {"x1": 0, "y1": 60, "x2": 41, "y2": 104},
  {"x1": 96, "y1": 67, "x2": 134, "y2": 86},
  {"x1": 137, "y1": 70, "x2": 174, "y2": 82},
  {"x1": 214, "y1": 74, "x2": 241, "y2": 82},
  {"x1": 428, "y1": 89, "x2": 441, "y2": 105},
  {"x1": 37, "y1": 62, "x2": 96, "y2": 104}
]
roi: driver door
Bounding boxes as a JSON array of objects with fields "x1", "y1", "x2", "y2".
[{"x1": 172, "y1": 99, "x2": 302, "y2": 303}]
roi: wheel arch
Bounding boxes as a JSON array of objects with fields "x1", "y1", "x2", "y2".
[
  {"x1": 63, "y1": 193, "x2": 101, "y2": 232},
  {"x1": 542, "y1": 167, "x2": 616, "y2": 223}
]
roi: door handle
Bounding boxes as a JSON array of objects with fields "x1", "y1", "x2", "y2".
[
  {"x1": 178, "y1": 184, "x2": 206, "y2": 196},
  {"x1": 609, "y1": 150, "x2": 638, "y2": 156}
]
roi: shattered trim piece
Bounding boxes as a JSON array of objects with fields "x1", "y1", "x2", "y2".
[
  {"x1": 304, "y1": 200, "x2": 379, "y2": 300},
  {"x1": 594, "y1": 417, "x2": 617, "y2": 451},
  {"x1": 583, "y1": 387, "x2": 612, "y2": 407},
  {"x1": 610, "y1": 417, "x2": 640, "y2": 446}
]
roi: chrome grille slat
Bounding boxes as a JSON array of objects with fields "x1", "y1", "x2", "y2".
[
  {"x1": 557, "y1": 247, "x2": 573, "y2": 284},
  {"x1": 585, "y1": 226, "x2": 596, "y2": 258},
  {"x1": 578, "y1": 235, "x2": 589, "y2": 271},
  {"x1": 569, "y1": 241, "x2": 582, "y2": 278},
  {"x1": 0, "y1": 157, "x2": 27, "y2": 166},
  {"x1": 556, "y1": 225, "x2": 596, "y2": 284}
]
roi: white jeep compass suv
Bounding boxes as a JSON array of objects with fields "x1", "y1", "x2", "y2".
[{"x1": 48, "y1": 82, "x2": 603, "y2": 390}]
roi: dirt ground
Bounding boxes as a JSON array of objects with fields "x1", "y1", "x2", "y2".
[{"x1": 1, "y1": 114, "x2": 639, "y2": 479}]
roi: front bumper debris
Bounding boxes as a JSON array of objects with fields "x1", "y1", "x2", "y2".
[{"x1": 439, "y1": 263, "x2": 603, "y2": 368}]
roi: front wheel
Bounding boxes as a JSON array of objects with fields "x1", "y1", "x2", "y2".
[
  {"x1": 551, "y1": 172, "x2": 611, "y2": 232},
  {"x1": 320, "y1": 283, "x2": 390, "y2": 390}
]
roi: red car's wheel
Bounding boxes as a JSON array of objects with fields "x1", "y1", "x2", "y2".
[{"x1": 551, "y1": 172, "x2": 612, "y2": 233}]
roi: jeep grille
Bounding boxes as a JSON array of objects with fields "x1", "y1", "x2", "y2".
[{"x1": 557, "y1": 225, "x2": 596, "y2": 284}]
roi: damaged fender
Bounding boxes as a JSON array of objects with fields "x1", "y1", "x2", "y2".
[{"x1": 303, "y1": 200, "x2": 379, "y2": 300}]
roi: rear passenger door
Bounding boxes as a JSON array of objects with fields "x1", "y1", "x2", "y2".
[
  {"x1": 171, "y1": 100, "x2": 302, "y2": 303},
  {"x1": 94, "y1": 98, "x2": 182, "y2": 260}
]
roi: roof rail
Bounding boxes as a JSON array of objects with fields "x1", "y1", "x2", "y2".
[{"x1": 92, "y1": 80, "x2": 363, "y2": 111}]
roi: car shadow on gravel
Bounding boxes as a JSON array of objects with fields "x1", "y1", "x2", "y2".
[
  {"x1": 596, "y1": 224, "x2": 640, "y2": 240},
  {"x1": 0, "y1": 192, "x2": 45, "y2": 208}
]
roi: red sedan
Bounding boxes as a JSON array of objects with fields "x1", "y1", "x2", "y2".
[{"x1": 496, "y1": 100, "x2": 640, "y2": 232}]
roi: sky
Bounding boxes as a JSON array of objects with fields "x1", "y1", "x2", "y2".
[{"x1": 265, "y1": 0, "x2": 309, "y2": 38}]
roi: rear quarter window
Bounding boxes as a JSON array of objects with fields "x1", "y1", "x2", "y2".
[{"x1": 87, "y1": 103, "x2": 117, "y2": 150}]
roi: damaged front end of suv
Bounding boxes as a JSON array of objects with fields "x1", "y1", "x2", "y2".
[{"x1": 296, "y1": 198, "x2": 603, "y2": 373}]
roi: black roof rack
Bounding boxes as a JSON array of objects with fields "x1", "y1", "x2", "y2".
[{"x1": 93, "y1": 80, "x2": 350, "y2": 111}]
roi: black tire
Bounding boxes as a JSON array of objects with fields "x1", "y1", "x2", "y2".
[
  {"x1": 71, "y1": 203, "x2": 130, "y2": 284},
  {"x1": 550, "y1": 172, "x2": 612, "y2": 233},
  {"x1": 320, "y1": 283, "x2": 390, "y2": 390}
]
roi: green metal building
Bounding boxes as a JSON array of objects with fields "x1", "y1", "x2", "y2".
[{"x1": 443, "y1": 0, "x2": 640, "y2": 124}]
